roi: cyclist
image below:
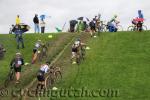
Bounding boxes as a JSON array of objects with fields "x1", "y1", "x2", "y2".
[
  {"x1": 137, "y1": 10, "x2": 144, "y2": 31},
  {"x1": 71, "y1": 41, "x2": 79, "y2": 64},
  {"x1": 36, "y1": 61, "x2": 50, "y2": 90},
  {"x1": 10, "y1": 52, "x2": 24, "y2": 83},
  {"x1": 32, "y1": 40, "x2": 42, "y2": 64},
  {"x1": 89, "y1": 19, "x2": 96, "y2": 37},
  {"x1": 71, "y1": 38, "x2": 86, "y2": 64},
  {"x1": 108, "y1": 15, "x2": 119, "y2": 32},
  {"x1": 131, "y1": 10, "x2": 144, "y2": 31}
]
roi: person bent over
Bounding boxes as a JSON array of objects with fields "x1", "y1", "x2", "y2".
[{"x1": 36, "y1": 61, "x2": 50, "y2": 91}]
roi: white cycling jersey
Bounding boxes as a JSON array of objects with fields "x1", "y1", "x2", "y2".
[
  {"x1": 40, "y1": 64, "x2": 49, "y2": 73},
  {"x1": 35, "y1": 43, "x2": 40, "y2": 48}
]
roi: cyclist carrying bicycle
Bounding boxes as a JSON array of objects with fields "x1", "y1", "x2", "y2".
[
  {"x1": 71, "y1": 38, "x2": 86, "y2": 64},
  {"x1": 36, "y1": 61, "x2": 50, "y2": 90},
  {"x1": 32, "y1": 40, "x2": 42, "y2": 64},
  {"x1": 10, "y1": 52, "x2": 24, "y2": 84}
]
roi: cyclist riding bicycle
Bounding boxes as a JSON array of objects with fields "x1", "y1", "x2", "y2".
[
  {"x1": 10, "y1": 52, "x2": 24, "y2": 83},
  {"x1": 131, "y1": 10, "x2": 144, "y2": 31},
  {"x1": 108, "y1": 15, "x2": 119, "y2": 32},
  {"x1": 37, "y1": 61, "x2": 50, "y2": 90}
]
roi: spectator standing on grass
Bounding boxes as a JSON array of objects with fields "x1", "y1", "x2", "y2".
[
  {"x1": 14, "y1": 25, "x2": 25, "y2": 49},
  {"x1": 40, "y1": 19, "x2": 46, "y2": 33},
  {"x1": 16, "y1": 15, "x2": 21, "y2": 25},
  {"x1": 33, "y1": 14, "x2": 40, "y2": 33}
]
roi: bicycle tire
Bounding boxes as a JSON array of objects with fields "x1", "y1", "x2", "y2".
[
  {"x1": 81, "y1": 49, "x2": 86, "y2": 60},
  {"x1": 127, "y1": 26, "x2": 134, "y2": 31},
  {"x1": 142, "y1": 25, "x2": 147, "y2": 30},
  {"x1": 45, "y1": 75, "x2": 53, "y2": 89},
  {"x1": 54, "y1": 71, "x2": 62, "y2": 83},
  {"x1": 117, "y1": 25, "x2": 123, "y2": 31},
  {"x1": 4, "y1": 69, "x2": 15, "y2": 87},
  {"x1": 100, "y1": 24, "x2": 108, "y2": 32}
]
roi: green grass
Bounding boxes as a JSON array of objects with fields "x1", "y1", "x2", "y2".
[
  {"x1": 0, "y1": 33, "x2": 75, "y2": 86},
  {"x1": 40, "y1": 31, "x2": 150, "y2": 100},
  {"x1": 0, "y1": 34, "x2": 53, "y2": 85},
  {"x1": 1, "y1": 31, "x2": 150, "y2": 100}
]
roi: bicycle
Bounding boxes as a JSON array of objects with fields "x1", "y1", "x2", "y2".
[
  {"x1": 4, "y1": 68, "x2": 15, "y2": 87},
  {"x1": 127, "y1": 24, "x2": 147, "y2": 31},
  {"x1": 32, "y1": 43, "x2": 48, "y2": 63},
  {"x1": 36, "y1": 66, "x2": 62, "y2": 95},
  {"x1": 44, "y1": 66, "x2": 62, "y2": 90},
  {"x1": 76, "y1": 45, "x2": 86, "y2": 65},
  {"x1": 38, "y1": 44, "x2": 48, "y2": 62}
]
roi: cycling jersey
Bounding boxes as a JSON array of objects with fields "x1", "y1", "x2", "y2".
[
  {"x1": 72, "y1": 47, "x2": 78, "y2": 53},
  {"x1": 40, "y1": 64, "x2": 49, "y2": 73},
  {"x1": 37, "y1": 64, "x2": 49, "y2": 81}
]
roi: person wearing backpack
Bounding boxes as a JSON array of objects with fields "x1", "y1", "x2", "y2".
[{"x1": 10, "y1": 52, "x2": 24, "y2": 83}]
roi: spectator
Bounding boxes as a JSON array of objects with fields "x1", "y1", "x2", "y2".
[
  {"x1": 40, "y1": 19, "x2": 46, "y2": 33},
  {"x1": 16, "y1": 15, "x2": 21, "y2": 25},
  {"x1": 33, "y1": 14, "x2": 40, "y2": 33},
  {"x1": 15, "y1": 25, "x2": 25, "y2": 49}
]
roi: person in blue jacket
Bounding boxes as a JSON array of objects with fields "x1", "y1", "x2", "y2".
[{"x1": 14, "y1": 25, "x2": 25, "y2": 49}]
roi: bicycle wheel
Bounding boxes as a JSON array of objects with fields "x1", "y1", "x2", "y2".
[
  {"x1": 127, "y1": 26, "x2": 135, "y2": 31},
  {"x1": 76, "y1": 55, "x2": 81, "y2": 65},
  {"x1": 117, "y1": 25, "x2": 123, "y2": 31},
  {"x1": 54, "y1": 71, "x2": 62, "y2": 83},
  {"x1": 81, "y1": 49, "x2": 86, "y2": 60},
  {"x1": 4, "y1": 69, "x2": 15, "y2": 87},
  {"x1": 45, "y1": 75, "x2": 54, "y2": 89},
  {"x1": 100, "y1": 24, "x2": 108, "y2": 32},
  {"x1": 142, "y1": 25, "x2": 147, "y2": 31}
]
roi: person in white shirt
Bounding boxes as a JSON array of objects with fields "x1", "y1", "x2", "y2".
[
  {"x1": 40, "y1": 19, "x2": 46, "y2": 33},
  {"x1": 37, "y1": 61, "x2": 50, "y2": 89}
]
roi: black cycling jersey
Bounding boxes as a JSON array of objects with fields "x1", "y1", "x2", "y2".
[{"x1": 72, "y1": 47, "x2": 78, "y2": 52}]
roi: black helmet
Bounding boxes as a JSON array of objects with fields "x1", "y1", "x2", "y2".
[{"x1": 46, "y1": 61, "x2": 50, "y2": 65}]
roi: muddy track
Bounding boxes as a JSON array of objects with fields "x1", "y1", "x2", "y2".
[{"x1": 21, "y1": 33, "x2": 84, "y2": 100}]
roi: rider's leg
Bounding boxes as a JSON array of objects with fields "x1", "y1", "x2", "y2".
[{"x1": 15, "y1": 72, "x2": 20, "y2": 83}]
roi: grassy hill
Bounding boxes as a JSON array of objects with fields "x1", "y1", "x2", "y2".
[
  {"x1": 39, "y1": 31, "x2": 150, "y2": 100},
  {"x1": 1, "y1": 31, "x2": 150, "y2": 100}
]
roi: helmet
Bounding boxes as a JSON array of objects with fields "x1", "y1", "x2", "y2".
[
  {"x1": 16, "y1": 52, "x2": 22, "y2": 57},
  {"x1": 46, "y1": 61, "x2": 50, "y2": 65},
  {"x1": 138, "y1": 10, "x2": 141, "y2": 13},
  {"x1": 114, "y1": 15, "x2": 117, "y2": 18},
  {"x1": 76, "y1": 38, "x2": 81, "y2": 41},
  {"x1": 16, "y1": 52, "x2": 21, "y2": 56}
]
